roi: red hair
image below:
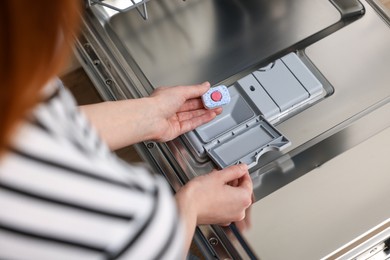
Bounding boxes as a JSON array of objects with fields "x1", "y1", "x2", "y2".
[{"x1": 0, "y1": 1, "x2": 81, "y2": 153}]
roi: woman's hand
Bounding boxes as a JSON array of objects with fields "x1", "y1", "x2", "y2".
[
  {"x1": 180, "y1": 164, "x2": 253, "y2": 225},
  {"x1": 148, "y1": 82, "x2": 222, "y2": 142},
  {"x1": 80, "y1": 82, "x2": 222, "y2": 150},
  {"x1": 175, "y1": 164, "x2": 253, "y2": 253}
]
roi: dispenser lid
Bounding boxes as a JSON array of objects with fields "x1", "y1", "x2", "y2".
[{"x1": 204, "y1": 116, "x2": 290, "y2": 169}]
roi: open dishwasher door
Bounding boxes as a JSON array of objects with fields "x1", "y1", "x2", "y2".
[{"x1": 76, "y1": 0, "x2": 390, "y2": 259}]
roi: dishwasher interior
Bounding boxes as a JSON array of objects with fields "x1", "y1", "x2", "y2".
[
  {"x1": 82, "y1": 0, "x2": 365, "y2": 173},
  {"x1": 77, "y1": 0, "x2": 390, "y2": 259}
]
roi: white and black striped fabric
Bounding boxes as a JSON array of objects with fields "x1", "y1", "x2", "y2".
[{"x1": 0, "y1": 79, "x2": 184, "y2": 260}]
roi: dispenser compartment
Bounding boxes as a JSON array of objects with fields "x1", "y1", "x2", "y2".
[
  {"x1": 194, "y1": 87, "x2": 255, "y2": 143},
  {"x1": 236, "y1": 52, "x2": 326, "y2": 123},
  {"x1": 184, "y1": 52, "x2": 329, "y2": 169}
]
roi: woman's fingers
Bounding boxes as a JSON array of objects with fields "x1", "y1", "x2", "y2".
[
  {"x1": 176, "y1": 108, "x2": 224, "y2": 134},
  {"x1": 160, "y1": 82, "x2": 210, "y2": 101},
  {"x1": 176, "y1": 111, "x2": 216, "y2": 134},
  {"x1": 186, "y1": 164, "x2": 253, "y2": 226},
  {"x1": 177, "y1": 99, "x2": 205, "y2": 112},
  {"x1": 180, "y1": 82, "x2": 211, "y2": 100},
  {"x1": 237, "y1": 170, "x2": 253, "y2": 192},
  {"x1": 218, "y1": 164, "x2": 249, "y2": 183},
  {"x1": 220, "y1": 164, "x2": 253, "y2": 209},
  {"x1": 176, "y1": 109, "x2": 214, "y2": 122}
]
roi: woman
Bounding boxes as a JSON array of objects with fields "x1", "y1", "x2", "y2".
[{"x1": 0, "y1": 2, "x2": 253, "y2": 259}]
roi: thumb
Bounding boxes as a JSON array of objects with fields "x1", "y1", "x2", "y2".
[
  {"x1": 175, "y1": 81, "x2": 211, "y2": 100},
  {"x1": 219, "y1": 164, "x2": 249, "y2": 183}
]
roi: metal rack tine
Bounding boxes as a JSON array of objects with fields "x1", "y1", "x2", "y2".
[
  {"x1": 131, "y1": 0, "x2": 148, "y2": 20},
  {"x1": 87, "y1": 0, "x2": 149, "y2": 20}
]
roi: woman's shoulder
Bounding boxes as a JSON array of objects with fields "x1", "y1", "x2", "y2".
[{"x1": 0, "y1": 79, "x2": 184, "y2": 260}]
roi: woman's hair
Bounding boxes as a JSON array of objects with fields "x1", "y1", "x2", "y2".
[{"x1": 0, "y1": 1, "x2": 81, "y2": 154}]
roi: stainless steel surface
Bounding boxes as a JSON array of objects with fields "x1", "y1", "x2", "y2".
[
  {"x1": 76, "y1": 0, "x2": 390, "y2": 258},
  {"x1": 105, "y1": 0, "x2": 341, "y2": 88},
  {"x1": 242, "y1": 104, "x2": 390, "y2": 260},
  {"x1": 248, "y1": 0, "x2": 390, "y2": 199},
  {"x1": 239, "y1": 3, "x2": 390, "y2": 259},
  {"x1": 324, "y1": 219, "x2": 390, "y2": 259}
]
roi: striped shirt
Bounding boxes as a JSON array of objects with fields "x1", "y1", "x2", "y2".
[{"x1": 0, "y1": 79, "x2": 184, "y2": 260}]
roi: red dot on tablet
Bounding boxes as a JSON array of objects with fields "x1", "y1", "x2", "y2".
[{"x1": 211, "y1": 91, "x2": 222, "y2": 101}]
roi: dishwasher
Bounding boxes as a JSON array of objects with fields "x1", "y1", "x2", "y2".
[{"x1": 76, "y1": 0, "x2": 390, "y2": 259}]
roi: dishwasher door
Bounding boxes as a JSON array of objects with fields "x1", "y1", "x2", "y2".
[
  {"x1": 75, "y1": 0, "x2": 390, "y2": 259},
  {"x1": 103, "y1": 0, "x2": 342, "y2": 88}
]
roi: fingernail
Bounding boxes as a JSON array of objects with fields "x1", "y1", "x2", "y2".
[{"x1": 239, "y1": 163, "x2": 248, "y2": 172}]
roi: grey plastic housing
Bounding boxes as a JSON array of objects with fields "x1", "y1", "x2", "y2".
[
  {"x1": 195, "y1": 87, "x2": 254, "y2": 143},
  {"x1": 204, "y1": 116, "x2": 290, "y2": 169},
  {"x1": 253, "y1": 59, "x2": 309, "y2": 112},
  {"x1": 184, "y1": 52, "x2": 329, "y2": 169},
  {"x1": 237, "y1": 52, "x2": 325, "y2": 124}
]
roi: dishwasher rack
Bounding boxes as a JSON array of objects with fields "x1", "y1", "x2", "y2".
[{"x1": 86, "y1": 0, "x2": 151, "y2": 19}]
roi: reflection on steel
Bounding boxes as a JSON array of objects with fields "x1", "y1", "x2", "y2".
[{"x1": 87, "y1": 0, "x2": 150, "y2": 19}]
